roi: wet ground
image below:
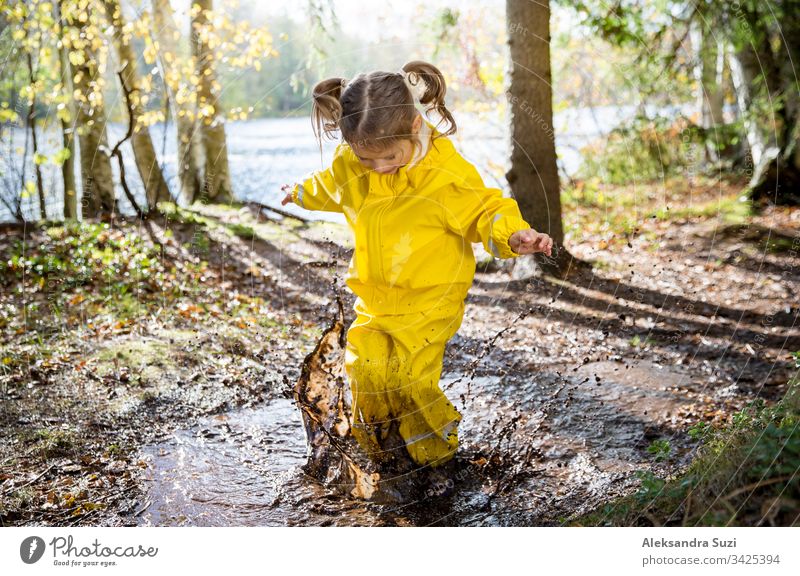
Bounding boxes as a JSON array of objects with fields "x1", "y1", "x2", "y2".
[
  {"x1": 2, "y1": 329, "x2": 779, "y2": 527},
  {"x1": 135, "y1": 355, "x2": 729, "y2": 526},
  {"x1": 2, "y1": 196, "x2": 798, "y2": 526},
  {"x1": 131, "y1": 201, "x2": 799, "y2": 526}
]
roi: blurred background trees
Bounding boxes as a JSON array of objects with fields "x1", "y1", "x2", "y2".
[
  {"x1": 0, "y1": 0, "x2": 796, "y2": 226},
  {"x1": 0, "y1": 0, "x2": 275, "y2": 219}
]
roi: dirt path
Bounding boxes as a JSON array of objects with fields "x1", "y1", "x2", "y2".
[{"x1": 1, "y1": 197, "x2": 798, "y2": 526}]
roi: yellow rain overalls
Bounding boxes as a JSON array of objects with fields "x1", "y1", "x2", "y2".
[{"x1": 290, "y1": 121, "x2": 531, "y2": 467}]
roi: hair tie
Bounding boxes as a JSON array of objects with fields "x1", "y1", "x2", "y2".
[{"x1": 398, "y1": 69, "x2": 428, "y2": 115}]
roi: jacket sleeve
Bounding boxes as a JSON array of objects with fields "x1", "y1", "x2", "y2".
[
  {"x1": 442, "y1": 162, "x2": 532, "y2": 259},
  {"x1": 290, "y1": 143, "x2": 352, "y2": 213}
]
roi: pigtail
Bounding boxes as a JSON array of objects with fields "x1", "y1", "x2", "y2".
[
  {"x1": 400, "y1": 60, "x2": 457, "y2": 139},
  {"x1": 311, "y1": 77, "x2": 348, "y2": 146}
]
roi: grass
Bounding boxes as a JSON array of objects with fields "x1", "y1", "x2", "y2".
[
  {"x1": 646, "y1": 194, "x2": 751, "y2": 225},
  {"x1": 94, "y1": 339, "x2": 174, "y2": 383},
  {"x1": 764, "y1": 235, "x2": 800, "y2": 254},
  {"x1": 561, "y1": 175, "x2": 752, "y2": 250},
  {"x1": 571, "y1": 367, "x2": 800, "y2": 526}
]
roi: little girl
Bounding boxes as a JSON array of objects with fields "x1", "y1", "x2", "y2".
[{"x1": 281, "y1": 60, "x2": 552, "y2": 477}]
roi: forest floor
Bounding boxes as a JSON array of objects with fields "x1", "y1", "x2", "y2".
[{"x1": 1, "y1": 174, "x2": 798, "y2": 526}]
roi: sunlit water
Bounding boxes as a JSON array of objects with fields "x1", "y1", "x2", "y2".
[{"x1": 0, "y1": 105, "x2": 691, "y2": 223}]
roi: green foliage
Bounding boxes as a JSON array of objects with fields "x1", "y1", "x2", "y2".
[
  {"x1": 426, "y1": 7, "x2": 460, "y2": 57},
  {"x1": 52, "y1": 147, "x2": 71, "y2": 166},
  {"x1": 578, "y1": 114, "x2": 704, "y2": 184},
  {"x1": 688, "y1": 421, "x2": 711, "y2": 441},
  {"x1": 574, "y1": 372, "x2": 800, "y2": 526},
  {"x1": 633, "y1": 470, "x2": 667, "y2": 503},
  {"x1": 751, "y1": 422, "x2": 800, "y2": 477},
  {"x1": 161, "y1": 203, "x2": 207, "y2": 226},
  {"x1": 633, "y1": 469, "x2": 695, "y2": 506},
  {"x1": 648, "y1": 195, "x2": 751, "y2": 225},
  {"x1": 0, "y1": 221, "x2": 162, "y2": 296},
  {"x1": 190, "y1": 229, "x2": 211, "y2": 256},
  {"x1": 646, "y1": 439, "x2": 672, "y2": 462},
  {"x1": 629, "y1": 334, "x2": 657, "y2": 348},
  {"x1": 565, "y1": 0, "x2": 800, "y2": 197}
]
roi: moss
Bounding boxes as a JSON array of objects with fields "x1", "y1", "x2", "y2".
[
  {"x1": 107, "y1": 293, "x2": 148, "y2": 321},
  {"x1": 189, "y1": 229, "x2": 211, "y2": 256},
  {"x1": 160, "y1": 202, "x2": 208, "y2": 226},
  {"x1": 629, "y1": 334, "x2": 657, "y2": 348},
  {"x1": 94, "y1": 338, "x2": 177, "y2": 385},
  {"x1": 27, "y1": 428, "x2": 78, "y2": 458},
  {"x1": 226, "y1": 223, "x2": 256, "y2": 240},
  {"x1": 764, "y1": 235, "x2": 800, "y2": 254}
]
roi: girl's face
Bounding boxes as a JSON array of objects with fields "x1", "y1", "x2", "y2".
[{"x1": 350, "y1": 114, "x2": 423, "y2": 175}]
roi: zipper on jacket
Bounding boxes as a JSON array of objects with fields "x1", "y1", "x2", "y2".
[
  {"x1": 369, "y1": 172, "x2": 400, "y2": 286},
  {"x1": 375, "y1": 195, "x2": 395, "y2": 285}
]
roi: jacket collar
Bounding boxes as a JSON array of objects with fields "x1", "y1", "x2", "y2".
[{"x1": 353, "y1": 119, "x2": 458, "y2": 196}]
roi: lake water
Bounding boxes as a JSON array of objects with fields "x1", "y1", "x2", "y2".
[{"x1": 0, "y1": 105, "x2": 688, "y2": 223}]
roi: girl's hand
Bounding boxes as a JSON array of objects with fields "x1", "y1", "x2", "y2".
[
  {"x1": 280, "y1": 184, "x2": 294, "y2": 206},
  {"x1": 509, "y1": 228, "x2": 553, "y2": 256}
]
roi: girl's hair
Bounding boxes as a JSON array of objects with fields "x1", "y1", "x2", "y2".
[{"x1": 310, "y1": 60, "x2": 457, "y2": 154}]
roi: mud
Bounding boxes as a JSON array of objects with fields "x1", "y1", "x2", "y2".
[{"x1": 137, "y1": 307, "x2": 707, "y2": 526}]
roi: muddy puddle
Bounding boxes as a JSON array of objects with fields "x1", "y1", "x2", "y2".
[{"x1": 137, "y1": 353, "x2": 702, "y2": 526}]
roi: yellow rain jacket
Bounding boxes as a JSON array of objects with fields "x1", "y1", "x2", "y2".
[
  {"x1": 290, "y1": 121, "x2": 531, "y2": 468},
  {"x1": 290, "y1": 121, "x2": 532, "y2": 315}
]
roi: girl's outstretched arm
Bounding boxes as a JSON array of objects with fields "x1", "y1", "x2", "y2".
[
  {"x1": 282, "y1": 143, "x2": 355, "y2": 213},
  {"x1": 442, "y1": 161, "x2": 542, "y2": 259}
]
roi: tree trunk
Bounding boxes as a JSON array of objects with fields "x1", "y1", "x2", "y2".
[
  {"x1": 191, "y1": 0, "x2": 233, "y2": 204},
  {"x1": 105, "y1": 0, "x2": 171, "y2": 211},
  {"x1": 729, "y1": 43, "x2": 800, "y2": 204},
  {"x1": 26, "y1": 67, "x2": 47, "y2": 221},
  {"x1": 151, "y1": 0, "x2": 202, "y2": 204},
  {"x1": 748, "y1": 4, "x2": 800, "y2": 205},
  {"x1": 74, "y1": 71, "x2": 116, "y2": 217},
  {"x1": 701, "y1": 38, "x2": 725, "y2": 129},
  {"x1": 696, "y1": 23, "x2": 725, "y2": 163},
  {"x1": 23, "y1": 17, "x2": 46, "y2": 220},
  {"x1": 59, "y1": 111, "x2": 78, "y2": 220},
  {"x1": 728, "y1": 45, "x2": 770, "y2": 169},
  {"x1": 55, "y1": 0, "x2": 77, "y2": 219},
  {"x1": 60, "y1": 0, "x2": 116, "y2": 218},
  {"x1": 505, "y1": 0, "x2": 578, "y2": 274},
  {"x1": 727, "y1": 3, "x2": 800, "y2": 205},
  {"x1": 749, "y1": 115, "x2": 800, "y2": 205}
]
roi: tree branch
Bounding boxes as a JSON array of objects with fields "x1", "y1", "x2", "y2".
[{"x1": 110, "y1": 66, "x2": 146, "y2": 218}]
